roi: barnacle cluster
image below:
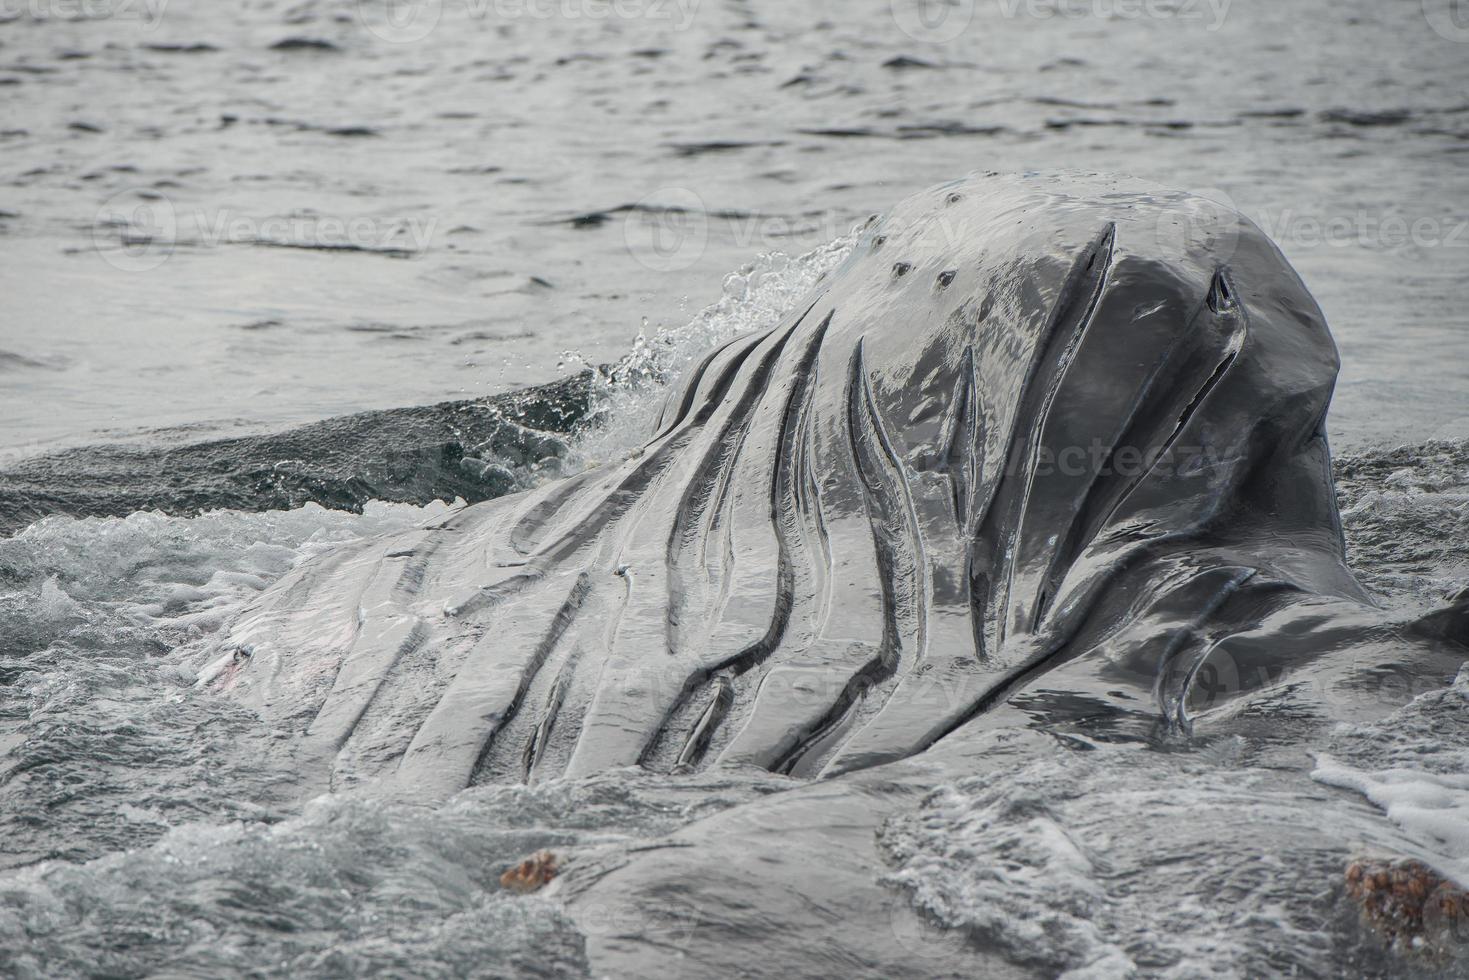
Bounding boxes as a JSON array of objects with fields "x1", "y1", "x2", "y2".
[
  {"x1": 500, "y1": 850, "x2": 560, "y2": 894},
  {"x1": 1345, "y1": 857, "x2": 1468, "y2": 954}
]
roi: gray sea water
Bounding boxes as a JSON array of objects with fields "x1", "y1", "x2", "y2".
[
  {"x1": 2, "y1": 1, "x2": 1469, "y2": 977},
  {"x1": 3, "y1": 0, "x2": 1469, "y2": 454}
]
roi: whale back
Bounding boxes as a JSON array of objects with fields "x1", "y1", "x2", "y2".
[{"x1": 217, "y1": 172, "x2": 1361, "y2": 795}]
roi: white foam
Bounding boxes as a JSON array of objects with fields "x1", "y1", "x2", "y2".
[
  {"x1": 1312, "y1": 667, "x2": 1469, "y2": 889},
  {"x1": 1314, "y1": 762, "x2": 1469, "y2": 885},
  {"x1": 0, "y1": 500, "x2": 455, "y2": 685}
]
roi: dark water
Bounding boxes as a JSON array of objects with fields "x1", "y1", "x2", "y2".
[{"x1": 0, "y1": 371, "x2": 590, "y2": 535}]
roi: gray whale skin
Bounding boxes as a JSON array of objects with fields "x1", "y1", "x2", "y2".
[{"x1": 215, "y1": 171, "x2": 1467, "y2": 976}]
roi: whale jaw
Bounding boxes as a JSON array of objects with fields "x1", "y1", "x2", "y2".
[{"x1": 217, "y1": 172, "x2": 1388, "y2": 797}]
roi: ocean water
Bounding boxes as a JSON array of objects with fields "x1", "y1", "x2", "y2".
[
  {"x1": 2, "y1": 0, "x2": 1469, "y2": 976},
  {"x1": 3, "y1": 0, "x2": 1469, "y2": 454}
]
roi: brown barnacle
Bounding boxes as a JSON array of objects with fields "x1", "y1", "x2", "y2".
[
  {"x1": 1345, "y1": 860, "x2": 1365, "y2": 894},
  {"x1": 1344, "y1": 856, "x2": 1469, "y2": 955},
  {"x1": 500, "y1": 850, "x2": 559, "y2": 894}
]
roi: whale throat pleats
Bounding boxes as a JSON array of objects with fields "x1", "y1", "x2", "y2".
[{"x1": 220, "y1": 172, "x2": 1377, "y2": 797}]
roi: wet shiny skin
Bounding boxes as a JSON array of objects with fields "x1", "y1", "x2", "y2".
[{"x1": 217, "y1": 173, "x2": 1465, "y2": 811}]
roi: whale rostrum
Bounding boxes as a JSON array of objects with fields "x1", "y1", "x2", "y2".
[{"x1": 212, "y1": 171, "x2": 1468, "y2": 799}]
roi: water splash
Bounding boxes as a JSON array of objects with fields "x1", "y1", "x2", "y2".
[
  {"x1": 0, "y1": 502, "x2": 454, "y2": 868},
  {"x1": 567, "y1": 233, "x2": 857, "y2": 469}
]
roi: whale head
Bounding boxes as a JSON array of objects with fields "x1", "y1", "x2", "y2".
[{"x1": 222, "y1": 171, "x2": 1381, "y2": 794}]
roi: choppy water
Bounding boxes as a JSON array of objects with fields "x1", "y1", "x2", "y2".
[
  {"x1": 3, "y1": 0, "x2": 1469, "y2": 976},
  {"x1": 3, "y1": 0, "x2": 1469, "y2": 453}
]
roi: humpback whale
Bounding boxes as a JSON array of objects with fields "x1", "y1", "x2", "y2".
[{"x1": 211, "y1": 171, "x2": 1467, "y2": 811}]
